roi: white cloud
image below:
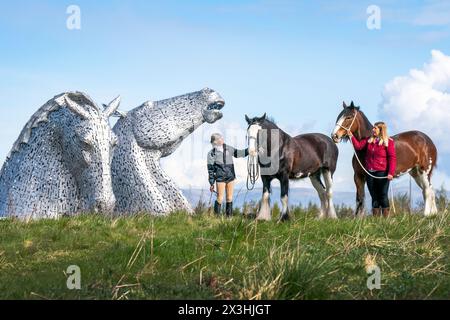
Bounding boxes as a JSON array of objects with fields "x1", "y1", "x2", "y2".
[
  {"x1": 162, "y1": 51, "x2": 450, "y2": 195},
  {"x1": 379, "y1": 50, "x2": 450, "y2": 154}
]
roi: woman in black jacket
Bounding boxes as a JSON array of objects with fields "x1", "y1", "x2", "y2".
[{"x1": 207, "y1": 133, "x2": 248, "y2": 216}]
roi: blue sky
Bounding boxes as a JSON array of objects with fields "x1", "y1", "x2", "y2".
[{"x1": 1, "y1": 0, "x2": 450, "y2": 192}]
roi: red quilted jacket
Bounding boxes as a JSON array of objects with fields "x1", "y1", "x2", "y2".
[{"x1": 351, "y1": 136, "x2": 397, "y2": 176}]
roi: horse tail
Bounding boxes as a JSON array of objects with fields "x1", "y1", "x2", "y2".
[
  {"x1": 418, "y1": 131, "x2": 438, "y2": 183},
  {"x1": 428, "y1": 144, "x2": 438, "y2": 184}
]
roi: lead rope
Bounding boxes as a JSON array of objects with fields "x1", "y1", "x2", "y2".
[
  {"x1": 338, "y1": 112, "x2": 407, "y2": 180},
  {"x1": 348, "y1": 139, "x2": 403, "y2": 213},
  {"x1": 246, "y1": 134, "x2": 260, "y2": 190},
  {"x1": 390, "y1": 182, "x2": 396, "y2": 214},
  {"x1": 349, "y1": 139, "x2": 390, "y2": 179},
  {"x1": 246, "y1": 155, "x2": 260, "y2": 190}
]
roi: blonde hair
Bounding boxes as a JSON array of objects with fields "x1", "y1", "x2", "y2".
[
  {"x1": 368, "y1": 122, "x2": 389, "y2": 147},
  {"x1": 210, "y1": 133, "x2": 223, "y2": 146}
]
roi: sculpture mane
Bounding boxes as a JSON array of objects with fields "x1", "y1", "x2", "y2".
[{"x1": 7, "y1": 92, "x2": 99, "y2": 159}]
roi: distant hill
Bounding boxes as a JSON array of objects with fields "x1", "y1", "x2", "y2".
[{"x1": 181, "y1": 185, "x2": 448, "y2": 209}]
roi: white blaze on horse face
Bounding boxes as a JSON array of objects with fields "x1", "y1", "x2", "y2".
[
  {"x1": 247, "y1": 124, "x2": 262, "y2": 157},
  {"x1": 332, "y1": 116, "x2": 345, "y2": 139}
]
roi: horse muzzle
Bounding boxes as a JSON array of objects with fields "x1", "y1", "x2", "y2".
[{"x1": 331, "y1": 134, "x2": 342, "y2": 143}]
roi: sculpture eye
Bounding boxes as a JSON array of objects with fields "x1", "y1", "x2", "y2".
[
  {"x1": 80, "y1": 133, "x2": 94, "y2": 150},
  {"x1": 82, "y1": 150, "x2": 91, "y2": 164},
  {"x1": 82, "y1": 139, "x2": 93, "y2": 150}
]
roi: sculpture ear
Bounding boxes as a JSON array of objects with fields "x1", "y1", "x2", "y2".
[
  {"x1": 64, "y1": 96, "x2": 90, "y2": 120},
  {"x1": 343, "y1": 101, "x2": 347, "y2": 108},
  {"x1": 103, "y1": 95, "x2": 121, "y2": 118},
  {"x1": 260, "y1": 113, "x2": 267, "y2": 121},
  {"x1": 245, "y1": 114, "x2": 251, "y2": 124}
]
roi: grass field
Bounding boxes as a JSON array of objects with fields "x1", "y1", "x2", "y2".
[{"x1": 0, "y1": 207, "x2": 449, "y2": 300}]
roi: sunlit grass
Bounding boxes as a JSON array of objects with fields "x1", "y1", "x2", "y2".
[{"x1": 0, "y1": 207, "x2": 448, "y2": 299}]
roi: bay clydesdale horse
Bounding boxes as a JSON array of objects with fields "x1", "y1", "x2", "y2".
[
  {"x1": 331, "y1": 102, "x2": 438, "y2": 216},
  {"x1": 245, "y1": 114, "x2": 339, "y2": 221}
]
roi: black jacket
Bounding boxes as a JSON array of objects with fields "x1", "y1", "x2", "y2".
[{"x1": 207, "y1": 144, "x2": 248, "y2": 185}]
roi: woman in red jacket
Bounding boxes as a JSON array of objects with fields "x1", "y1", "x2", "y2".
[{"x1": 348, "y1": 122, "x2": 397, "y2": 217}]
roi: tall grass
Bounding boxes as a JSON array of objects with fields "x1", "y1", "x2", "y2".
[{"x1": 0, "y1": 202, "x2": 448, "y2": 299}]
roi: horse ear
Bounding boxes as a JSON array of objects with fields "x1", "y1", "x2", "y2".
[
  {"x1": 343, "y1": 101, "x2": 347, "y2": 109},
  {"x1": 64, "y1": 96, "x2": 90, "y2": 120},
  {"x1": 355, "y1": 106, "x2": 360, "y2": 111},
  {"x1": 245, "y1": 114, "x2": 251, "y2": 124},
  {"x1": 103, "y1": 95, "x2": 121, "y2": 118},
  {"x1": 350, "y1": 101, "x2": 355, "y2": 108},
  {"x1": 261, "y1": 113, "x2": 267, "y2": 121}
]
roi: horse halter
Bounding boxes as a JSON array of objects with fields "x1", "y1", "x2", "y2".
[{"x1": 336, "y1": 110, "x2": 358, "y2": 134}]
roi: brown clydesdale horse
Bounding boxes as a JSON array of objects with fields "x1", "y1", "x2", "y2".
[
  {"x1": 331, "y1": 102, "x2": 438, "y2": 216},
  {"x1": 246, "y1": 114, "x2": 339, "y2": 221}
]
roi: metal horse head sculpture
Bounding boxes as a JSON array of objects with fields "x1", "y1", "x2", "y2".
[
  {"x1": 112, "y1": 87, "x2": 225, "y2": 215},
  {"x1": 0, "y1": 92, "x2": 120, "y2": 219}
]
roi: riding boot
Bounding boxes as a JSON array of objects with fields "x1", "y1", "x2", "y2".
[
  {"x1": 372, "y1": 208, "x2": 381, "y2": 217},
  {"x1": 382, "y1": 207, "x2": 390, "y2": 218},
  {"x1": 214, "y1": 201, "x2": 222, "y2": 215},
  {"x1": 225, "y1": 202, "x2": 233, "y2": 217}
]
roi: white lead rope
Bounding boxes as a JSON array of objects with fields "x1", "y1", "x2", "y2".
[
  {"x1": 348, "y1": 138, "x2": 390, "y2": 179},
  {"x1": 246, "y1": 155, "x2": 260, "y2": 190}
]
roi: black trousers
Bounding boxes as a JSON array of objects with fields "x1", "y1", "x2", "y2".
[{"x1": 366, "y1": 171, "x2": 390, "y2": 209}]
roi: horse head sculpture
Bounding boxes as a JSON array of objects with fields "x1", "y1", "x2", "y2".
[
  {"x1": 112, "y1": 87, "x2": 225, "y2": 215},
  {"x1": 0, "y1": 92, "x2": 120, "y2": 219}
]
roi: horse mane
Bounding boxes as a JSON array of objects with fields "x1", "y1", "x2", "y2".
[
  {"x1": 266, "y1": 115, "x2": 277, "y2": 124},
  {"x1": 260, "y1": 116, "x2": 278, "y2": 128},
  {"x1": 7, "y1": 92, "x2": 99, "y2": 159},
  {"x1": 261, "y1": 116, "x2": 292, "y2": 138},
  {"x1": 357, "y1": 110, "x2": 373, "y2": 139}
]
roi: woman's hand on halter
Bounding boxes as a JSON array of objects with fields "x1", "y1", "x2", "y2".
[
  {"x1": 210, "y1": 185, "x2": 215, "y2": 192},
  {"x1": 387, "y1": 175, "x2": 393, "y2": 181},
  {"x1": 346, "y1": 130, "x2": 353, "y2": 138}
]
